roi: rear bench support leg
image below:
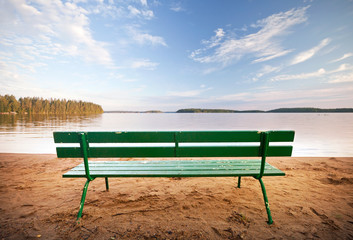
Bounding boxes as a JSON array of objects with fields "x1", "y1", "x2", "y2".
[
  {"x1": 237, "y1": 176, "x2": 241, "y2": 188},
  {"x1": 105, "y1": 177, "x2": 109, "y2": 191},
  {"x1": 258, "y1": 178, "x2": 273, "y2": 225},
  {"x1": 77, "y1": 179, "x2": 91, "y2": 222}
]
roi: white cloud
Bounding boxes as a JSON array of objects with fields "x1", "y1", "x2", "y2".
[
  {"x1": 135, "y1": 32, "x2": 167, "y2": 46},
  {"x1": 141, "y1": 0, "x2": 148, "y2": 7},
  {"x1": 200, "y1": 28, "x2": 225, "y2": 48},
  {"x1": 329, "y1": 71, "x2": 353, "y2": 83},
  {"x1": 131, "y1": 59, "x2": 159, "y2": 70},
  {"x1": 86, "y1": 1, "x2": 124, "y2": 17},
  {"x1": 127, "y1": 26, "x2": 167, "y2": 46},
  {"x1": 0, "y1": 0, "x2": 113, "y2": 66},
  {"x1": 128, "y1": 5, "x2": 142, "y2": 16},
  {"x1": 256, "y1": 65, "x2": 282, "y2": 78},
  {"x1": 190, "y1": 6, "x2": 309, "y2": 66},
  {"x1": 271, "y1": 64, "x2": 353, "y2": 81},
  {"x1": 215, "y1": 28, "x2": 225, "y2": 38},
  {"x1": 170, "y1": 6, "x2": 183, "y2": 12},
  {"x1": 252, "y1": 50, "x2": 293, "y2": 63},
  {"x1": 170, "y1": 2, "x2": 185, "y2": 12},
  {"x1": 291, "y1": 38, "x2": 331, "y2": 65},
  {"x1": 272, "y1": 68, "x2": 326, "y2": 81},
  {"x1": 330, "y1": 63, "x2": 352, "y2": 73},
  {"x1": 128, "y1": 5, "x2": 154, "y2": 19},
  {"x1": 330, "y1": 53, "x2": 353, "y2": 63}
]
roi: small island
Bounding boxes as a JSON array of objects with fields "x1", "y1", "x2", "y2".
[
  {"x1": 267, "y1": 108, "x2": 353, "y2": 113},
  {"x1": 0, "y1": 95, "x2": 103, "y2": 114}
]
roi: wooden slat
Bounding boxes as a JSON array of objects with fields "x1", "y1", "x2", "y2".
[
  {"x1": 54, "y1": 131, "x2": 176, "y2": 143},
  {"x1": 177, "y1": 146, "x2": 260, "y2": 157},
  {"x1": 89, "y1": 147, "x2": 175, "y2": 158},
  {"x1": 79, "y1": 159, "x2": 260, "y2": 164},
  {"x1": 267, "y1": 146, "x2": 293, "y2": 156},
  {"x1": 65, "y1": 170, "x2": 285, "y2": 178},
  {"x1": 56, "y1": 147, "x2": 82, "y2": 158},
  {"x1": 53, "y1": 132, "x2": 81, "y2": 143},
  {"x1": 268, "y1": 131, "x2": 295, "y2": 142},
  {"x1": 54, "y1": 131, "x2": 295, "y2": 143},
  {"x1": 87, "y1": 131, "x2": 175, "y2": 143},
  {"x1": 57, "y1": 146, "x2": 176, "y2": 158},
  {"x1": 178, "y1": 131, "x2": 261, "y2": 142},
  {"x1": 56, "y1": 145, "x2": 293, "y2": 158},
  {"x1": 54, "y1": 131, "x2": 268, "y2": 143}
]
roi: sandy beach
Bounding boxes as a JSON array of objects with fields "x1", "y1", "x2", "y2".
[{"x1": 0, "y1": 153, "x2": 352, "y2": 239}]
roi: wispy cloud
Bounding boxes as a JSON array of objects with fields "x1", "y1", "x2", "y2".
[
  {"x1": 272, "y1": 68, "x2": 326, "y2": 81},
  {"x1": 170, "y1": 2, "x2": 185, "y2": 12},
  {"x1": 190, "y1": 6, "x2": 309, "y2": 67},
  {"x1": 140, "y1": 0, "x2": 148, "y2": 7},
  {"x1": 271, "y1": 64, "x2": 353, "y2": 81},
  {"x1": 252, "y1": 50, "x2": 293, "y2": 63},
  {"x1": 330, "y1": 53, "x2": 353, "y2": 63},
  {"x1": 255, "y1": 65, "x2": 282, "y2": 79},
  {"x1": 130, "y1": 59, "x2": 159, "y2": 70},
  {"x1": 329, "y1": 71, "x2": 353, "y2": 83},
  {"x1": 127, "y1": 26, "x2": 167, "y2": 47},
  {"x1": 291, "y1": 38, "x2": 331, "y2": 65},
  {"x1": 128, "y1": 5, "x2": 154, "y2": 19}
]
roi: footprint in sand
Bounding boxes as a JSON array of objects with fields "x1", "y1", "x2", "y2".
[
  {"x1": 310, "y1": 207, "x2": 340, "y2": 230},
  {"x1": 319, "y1": 177, "x2": 353, "y2": 185}
]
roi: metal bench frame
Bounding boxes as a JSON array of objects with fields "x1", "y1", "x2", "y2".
[{"x1": 54, "y1": 130, "x2": 294, "y2": 224}]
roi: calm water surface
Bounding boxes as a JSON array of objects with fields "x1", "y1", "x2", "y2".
[{"x1": 0, "y1": 113, "x2": 352, "y2": 156}]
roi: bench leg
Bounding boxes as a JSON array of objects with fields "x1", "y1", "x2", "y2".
[
  {"x1": 77, "y1": 179, "x2": 91, "y2": 223},
  {"x1": 105, "y1": 177, "x2": 109, "y2": 191},
  {"x1": 258, "y1": 178, "x2": 273, "y2": 225},
  {"x1": 237, "y1": 176, "x2": 241, "y2": 188}
]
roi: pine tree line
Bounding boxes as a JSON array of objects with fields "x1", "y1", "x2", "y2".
[{"x1": 0, "y1": 95, "x2": 104, "y2": 114}]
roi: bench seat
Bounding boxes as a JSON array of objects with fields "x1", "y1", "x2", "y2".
[{"x1": 63, "y1": 159, "x2": 285, "y2": 178}]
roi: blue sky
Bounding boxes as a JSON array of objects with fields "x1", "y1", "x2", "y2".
[{"x1": 1, "y1": 0, "x2": 353, "y2": 111}]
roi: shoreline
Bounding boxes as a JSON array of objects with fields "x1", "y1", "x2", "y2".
[{"x1": 1, "y1": 154, "x2": 352, "y2": 239}]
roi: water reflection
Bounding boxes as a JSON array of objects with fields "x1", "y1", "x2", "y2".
[
  {"x1": 0, "y1": 114, "x2": 103, "y2": 154},
  {"x1": 0, "y1": 114, "x2": 102, "y2": 132}
]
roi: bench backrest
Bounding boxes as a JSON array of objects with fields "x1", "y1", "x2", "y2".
[{"x1": 54, "y1": 131, "x2": 294, "y2": 158}]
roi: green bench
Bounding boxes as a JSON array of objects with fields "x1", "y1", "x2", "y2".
[{"x1": 53, "y1": 130, "x2": 294, "y2": 224}]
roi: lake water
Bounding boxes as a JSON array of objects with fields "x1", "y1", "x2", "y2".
[{"x1": 0, "y1": 113, "x2": 352, "y2": 157}]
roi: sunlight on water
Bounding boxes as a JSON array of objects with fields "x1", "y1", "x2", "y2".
[{"x1": 0, "y1": 113, "x2": 352, "y2": 156}]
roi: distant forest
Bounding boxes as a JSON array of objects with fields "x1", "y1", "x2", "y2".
[
  {"x1": 0, "y1": 95, "x2": 104, "y2": 114},
  {"x1": 177, "y1": 108, "x2": 353, "y2": 113},
  {"x1": 176, "y1": 108, "x2": 264, "y2": 113},
  {"x1": 267, "y1": 108, "x2": 353, "y2": 113}
]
